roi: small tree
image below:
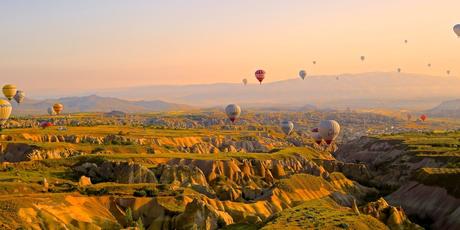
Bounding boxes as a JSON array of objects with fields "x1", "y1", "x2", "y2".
[
  {"x1": 136, "y1": 217, "x2": 145, "y2": 230},
  {"x1": 125, "y1": 207, "x2": 134, "y2": 227}
]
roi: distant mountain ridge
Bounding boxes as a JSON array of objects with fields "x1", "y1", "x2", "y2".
[
  {"x1": 427, "y1": 99, "x2": 460, "y2": 118},
  {"x1": 11, "y1": 95, "x2": 192, "y2": 115}
]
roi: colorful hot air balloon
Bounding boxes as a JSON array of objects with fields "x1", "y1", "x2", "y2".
[
  {"x1": 299, "y1": 70, "x2": 306, "y2": 80},
  {"x1": 312, "y1": 132, "x2": 323, "y2": 145},
  {"x1": 360, "y1": 56, "x2": 365, "y2": 61},
  {"x1": 225, "y1": 104, "x2": 241, "y2": 123},
  {"x1": 14, "y1": 90, "x2": 25, "y2": 104},
  {"x1": 255, "y1": 70, "x2": 265, "y2": 84},
  {"x1": 453, "y1": 24, "x2": 460, "y2": 37},
  {"x1": 53, "y1": 103, "x2": 64, "y2": 115},
  {"x1": 2, "y1": 84, "x2": 17, "y2": 101},
  {"x1": 242, "y1": 78, "x2": 248, "y2": 86},
  {"x1": 0, "y1": 99, "x2": 12, "y2": 128},
  {"x1": 47, "y1": 107, "x2": 56, "y2": 116},
  {"x1": 40, "y1": 121, "x2": 54, "y2": 129},
  {"x1": 319, "y1": 120, "x2": 340, "y2": 145},
  {"x1": 280, "y1": 120, "x2": 294, "y2": 135},
  {"x1": 420, "y1": 114, "x2": 427, "y2": 122}
]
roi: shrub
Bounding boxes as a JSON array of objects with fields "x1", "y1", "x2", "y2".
[{"x1": 133, "y1": 190, "x2": 147, "y2": 197}]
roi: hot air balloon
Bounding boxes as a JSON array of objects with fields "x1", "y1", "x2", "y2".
[
  {"x1": 407, "y1": 114, "x2": 412, "y2": 121},
  {"x1": 225, "y1": 104, "x2": 241, "y2": 123},
  {"x1": 2, "y1": 84, "x2": 17, "y2": 101},
  {"x1": 53, "y1": 103, "x2": 64, "y2": 115},
  {"x1": 397, "y1": 68, "x2": 401, "y2": 73},
  {"x1": 280, "y1": 120, "x2": 294, "y2": 135},
  {"x1": 299, "y1": 70, "x2": 306, "y2": 80},
  {"x1": 312, "y1": 61, "x2": 316, "y2": 65},
  {"x1": 404, "y1": 40, "x2": 408, "y2": 44},
  {"x1": 447, "y1": 70, "x2": 451, "y2": 75},
  {"x1": 427, "y1": 63, "x2": 431, "y2": 67},
  {"x1": 336, "y1": 76, "x2": 339, "y2": 80},
  {"x1": 255, "y1": 70, "x2": 265, "y2": 84},
  {"x1": 319, "y1": 120, "x2": 340, "y2": 145},
  {"x1": 47, "y1": 107, "x2": 56, "y2": 116},
  {"x1": 420, "y1": 114, "x2": 427, "y2": 122},
  {"x1": 40, "y1": 121, "x2": 54, "y2": 129},
  {"x1": 0, "y1": 99, "x2": 12, "y2": 128},
  {"x1": 14, "y1": 90, "x2": 25, "y2": 104},
  {"x1": 242, "y1": 78, "x2": 248, "y2": 86},
  {"x1": 360, "y1": 56, "x2": 365, "y2": 62},
  {"x1": 453, "y1": 24, "x2": 460, "y2": 37},
  {"x1": 312, "y1": 132, "x2": 323, "y2": 145}
]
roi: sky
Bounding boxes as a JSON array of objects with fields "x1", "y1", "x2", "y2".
[{"x1": 0, "y1": 0, "x2": 459, "y2": 97}]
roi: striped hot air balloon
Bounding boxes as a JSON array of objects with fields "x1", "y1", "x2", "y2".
[
  {"x1": 2, "y1": 84, "x2": 17, "y2": 101},
  {"x1": 255, "y1": 70, "x2": 265, "y2": 84},
  {"x1": 14, "y1": 90, "x2": 25, "y2": 104},
  {"x1": 53, "y1": 103, "x2": 64, "y2": 115},
  {"x1": 0, "y1": 99, "x2": 12, "y2": 128}
]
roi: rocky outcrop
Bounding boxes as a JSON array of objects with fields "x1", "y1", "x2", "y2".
[
  {"x1": 172, "y1": 199, "x2": 233, "y2": 229},
  {"x1": 0, "y1": 143, "x2": 82, "y2": 162},
  {"x1": 362, "y1": 198, "x2": 422, "y2": 230},
  {"x1": 74, "y1": 161, "x2": 157, "y2": 184},
  {"x1": 317, "y1": 159, "x2": 372, "y2": 183}
]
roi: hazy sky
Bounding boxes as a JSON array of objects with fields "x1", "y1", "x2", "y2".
[{"x1": 1, "y1": 0, "x2": 459, "y2": 96}]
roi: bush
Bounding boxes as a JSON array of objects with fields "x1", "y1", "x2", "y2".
[
  {"x1": 133, "y1": 190, "x2": 147, "y2": 197},
  {"x1": 91, "y1": 146, "x2": 105, "y2": 154},
  {"x1": 145, "y1": 188, "x2": 159, "y2": 197}
]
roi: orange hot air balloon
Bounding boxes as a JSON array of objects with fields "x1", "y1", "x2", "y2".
[
  {"x1": 420, "y1": 114, "x2": 427, "y2": 122},
  {"x1": 255, "y1": 70, "x2": 265, "y2": 84},
  {"x1": 53, "y1": 103, "x2": 64, "y2": 115}
]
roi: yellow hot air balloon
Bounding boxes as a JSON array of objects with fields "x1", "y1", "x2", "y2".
[
  {"x1": 2, "y1": 84, "x2": 17, "y2": 101},
  {"x1": 53, "y1": 103, "x2": 64, "y2": 115},
  {"x1": 0, "y1": 99, "x2": 12, "y2": 128}
]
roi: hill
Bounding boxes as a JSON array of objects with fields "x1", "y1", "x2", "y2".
[
  {"x1": 11, "y1": 95, "x2": 192, "y2": 115},
  {"x1": 427, "y1": 99, "x2": 460, "y2": 118}
]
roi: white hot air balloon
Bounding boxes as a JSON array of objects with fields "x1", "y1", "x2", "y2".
[
  {"x1": 48, "y1": 107, "x2": 56, "y2": 116},
  {"x1": 299, "y1": 70, "x2": 306, "y2": 80},
  {"x1": 318, "y1": 120, "x2": 340, "y2": 145},
  {"x1": 14, "y1": 90, "x2": 25, "y2": 104},
  {"x1": 0, "y1": 99, "x2": 12, "y2": 128},
  {"x1": 280, "y1": 120, "x2": 294, "y2": 135},
  {"x1": 453, "y1": 24, "x2": 460, "y2": 37},
  {"x1": 225, "y1": 104, "x2": 241, "y2": 123},
  {"x1": 242, "y1": 78, "x2": 248, "y2": 86}
]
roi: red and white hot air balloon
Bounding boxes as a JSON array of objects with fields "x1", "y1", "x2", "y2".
[
  {"x1": 255, "y1": 70, "x2": 265, "y2": 84},
  {"x1": 225, "y1": 104, "x2": 241, "y2": 123}
]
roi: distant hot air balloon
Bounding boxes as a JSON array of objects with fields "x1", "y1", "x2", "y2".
[
  {"x1": 53, "y1": 103, "x2": 64, "y2": 115},
  {"x1": 407, "y1": 114, "x2": 412, "y2": 121},
  {"x1": 397, "y1": 68, "x2": 401, "y2": 73},
  {"x1": 319, "y1": 120, "x2": 340, "y2": 145},
  {"x1": 40, "y1": 121, "x2": 54, "y2": 129},
  {"x1": 312, "y1": 132, "x2": 323, "y2": 145},
  {"x1": 360, "y1": 56, "x2": 365, "y2": 62},
  {"x1": 420, "y1": 114, "x2": 427, "y2": 122},
  {"x1": 447, "y1": 70, "x2": 451, "y2": 75},
  {"x1": 255, "y1": 70, "x2": 265, "y2": 84},
  {"x1": 242, "y1": 78, "x2": 248, "y2": 86},
  {"x1": 14, "y1": 90, "x2": 25, "y2": 104},
  {"x1": 336, "y1": 76, "x2": 339, "y2": 80},
  {"x1": 225, "y1": 104, "x2": 241, "y2": 123},
  {"x1": 312, "y1": 61, "x2": 316, "y2": 65},
  {"x1": 427, "y1": 63, "x2": 431, "y2": 67},
  {"x1": 299, "y1": 70, "x2": 306, "y2": 80},
  {"x1": 404, "y1": 40, "x2": 408, "y2": 44},
  {"x1": 453, "y1": 24, "x2": 460, "y2": 37},
  {"x1": 280, "y1": 120, "x2": 294, "y2": 135},
  {"x1": 47, "y1": 107, "x2": 56, "y2": 116},
  {"x1": 2, "y1": 84, "x2": 17, "y2": 101},
  {"x1": 0, "y1": 99, "x2": 12, "y2": 128}
]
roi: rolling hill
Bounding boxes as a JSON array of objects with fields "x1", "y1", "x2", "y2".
[{"x1": 11, "y1": 95, "x2": 192, "y2": 115}]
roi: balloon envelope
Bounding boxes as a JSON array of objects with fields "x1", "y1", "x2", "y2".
[
  {"x1": 242, "y1": 78, "x2": 248, "y2": 85},
  {"x1": 0, "y1": 99, "x2": 12, "y2": 127},
  {"x1": 2, "y1": 84, "x2": 17, "y2": 101},
  {"x1": 280, "y1": 120, "x2": 294, "y2": 135},
  {"x1": 299, "y1": 70, "x2": 306, "y2": 80},
  {"x1": 420, "y1": 114, "x2": 427, "y2": 121},
  {"x1": 255, "y1": 70, "x2": 265, "y2": 84},
  {"x1": 454, "y1": 24, "x2": 460, "y2": 37},
  {"x1": 225, "y1": 104, "x2": 241, "y2": 123},
  {"x1": 319, "y1": 120, "x2": 340, "y2": 144},
  {"x1": 14, "y1": 90, "x2": 25, "y2": 104},
  {"x1": 360, "y1": 56, "x2": 365, "y2": 61},
  {"x1": 53, "y1": 103, "x2": 64, "y2": 115}
]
